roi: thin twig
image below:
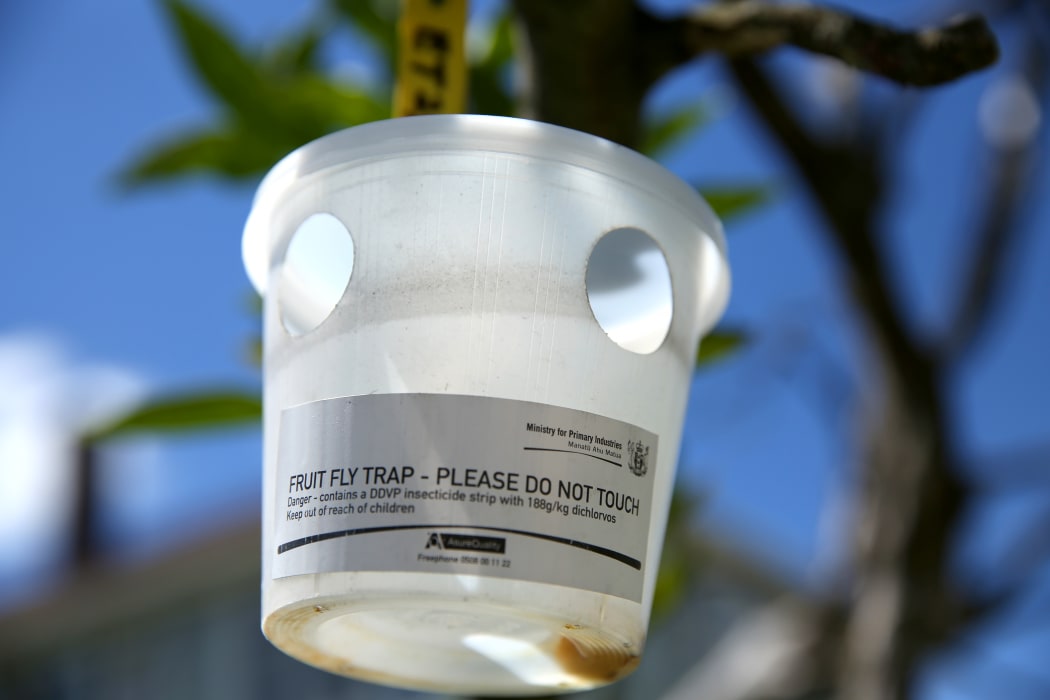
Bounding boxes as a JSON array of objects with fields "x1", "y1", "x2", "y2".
[
  {"x1": 942, "y1": 36, "x2": 1046, "y2": 359},
  {"x1": 646, "y1": 2, "x2": 999, "y2": 86}
]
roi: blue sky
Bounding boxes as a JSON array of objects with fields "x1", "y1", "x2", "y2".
[{"x1": 1, "y1": 0, "x2": 1048, "y2": 696}]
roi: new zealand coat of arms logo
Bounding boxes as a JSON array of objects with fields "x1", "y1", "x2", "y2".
[{"x1": 626, "y1": 440, "x2": 650, "y2": 477}]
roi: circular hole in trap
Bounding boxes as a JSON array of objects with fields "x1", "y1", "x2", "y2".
[
  {"x1": 586, "y1": 227, "x2": 673, "y2": 354},
  {"x1": 278, "y1": 213, "x2": 355, "y2": 336}
]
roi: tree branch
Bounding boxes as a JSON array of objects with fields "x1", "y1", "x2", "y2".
[
  {"x1": 511, "y1": 5, "x2": 1004, "y2": 696},
  {"x1": 73, "y1": 439, "x2": 101, "y2": 569},
  {"x1": 648, "y1": 2, "x2": 998, "y2": 87},
  {"x1": 943, "y1": 142, "x2": 1030, "y2": 355},
  {"x1": 511, "y1": 0, "x2": 652, "y2": 146},
  {"x1": 942, "y1": 38, "x2": 1046, "y2": 358},
  {"x1": 725, "y1": 57, "x2": 933, "y2": 397},
  {"x1": 727, "y1": 53, "x2": 973, "y2": 700}
]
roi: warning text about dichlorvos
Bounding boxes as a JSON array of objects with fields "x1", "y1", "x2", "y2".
[
  {"x1": 283, "y1": 421, "x2": 644, "y2": 525},
  {"x1": 285, "y1": 466, "x2": 639, "y2": 522}
]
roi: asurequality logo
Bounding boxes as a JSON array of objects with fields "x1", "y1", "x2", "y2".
[{"x1": 425, "y1": 532, "x2": 506, "y2": 554}]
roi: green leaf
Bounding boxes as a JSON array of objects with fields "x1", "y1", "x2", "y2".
[
  {"x1": 330, "y1": 0, "x2": 398, "y2": 73},
  {"x1": 641, "y1": 104, "x2": 708, "y2": 157},
  {"x1": 697, "y1": 330, "x2": 747, "y2": 366},
  {"x1": 652, "y1": 488, "x2": 701, "y2": 620},
  {"x1": 276, "y1": 75, "x2": 389, "y2": 132},
  {"x1": 124, "y1": 5, "x2": 389, "y2": 188},
  {"x1": 652, "y1": 550, "x2": 690, "y2": 620},
  {"x1": 481, "y1": 11, "x2": 515, "y2": 68},
  {"x1": 88, "y1": 391, "x2": 261, "y2": 442},
  {"x1": 164, "y1": 0, "x2": 273, "y2": 124},
  {"x1": 469, "y1": 13, "x2": 516, "y2": 117},
  {"x1": 263, "y1": 24, "x2": 325, "y2": 76},
  {"x1": 118, "y1": 128, "x2": 293, "y2": 186},
  {"x1": 245, "y1": 337, "x2": 263, "y2": 368},
  {"x1": 167, "y1": 1, "x2": 385, "y2": 137},
  {"x1": 700, "y1": 185, "x2": 775, "y2": 222}
]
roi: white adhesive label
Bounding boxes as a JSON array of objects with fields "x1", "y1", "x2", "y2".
[{"x1": 273, "y1": 394, "x2": 658, "y2": 602}]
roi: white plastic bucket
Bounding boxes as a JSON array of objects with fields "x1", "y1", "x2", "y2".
[{"x1": 242, "y1": 115, "x2": 730, "y2": 695}]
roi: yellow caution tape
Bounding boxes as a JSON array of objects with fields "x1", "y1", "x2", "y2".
[{"x1": 394, "y1": 0, "x2": 468, "y2": 117}]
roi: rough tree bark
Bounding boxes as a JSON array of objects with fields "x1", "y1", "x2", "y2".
[{"x1": 510, "y1": 2, "x2": 1010, "y2": 699}]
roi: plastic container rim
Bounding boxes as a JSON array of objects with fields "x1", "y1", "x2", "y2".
[{"x1": 242, "y1": 114, "x2": 727, "y2": 295}]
